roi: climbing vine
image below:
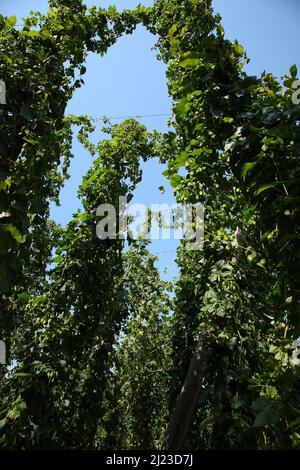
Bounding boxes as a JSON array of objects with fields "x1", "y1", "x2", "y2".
[{"x1": 0, "y1": 0, "x2": 299, "y2": 450}]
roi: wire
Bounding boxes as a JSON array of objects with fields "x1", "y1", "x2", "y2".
[
  {"x1": 152, "y1": 249, "x2": 178, "y2": 255},
  {"x1": 95, "y1": 113, "x2": 172, "y2": 121},
  {"x1": 10, "y1": 33, "x2": 172, "y2": 122}
]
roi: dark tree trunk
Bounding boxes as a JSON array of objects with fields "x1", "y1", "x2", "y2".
[{"x1": 163, "y1": 338, "x2": 207, "y2": 450}]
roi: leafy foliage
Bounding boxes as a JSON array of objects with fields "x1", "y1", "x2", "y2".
[
  {"x1": 0, "y1": 0, "x2": 299, "y2": 450},
  {"x1": 151, "y1": 0, "x2": 300, "y2": 448}
]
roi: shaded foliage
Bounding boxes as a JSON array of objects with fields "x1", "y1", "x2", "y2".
[{"x1": 0, "y1": 0, "x2": 299, "y2": 450}]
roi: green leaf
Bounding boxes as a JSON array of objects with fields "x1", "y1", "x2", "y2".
[
  {"x1": 283, "y1": 77, "x2": 295, "y2": 89},
  {"x1": 0, "y1": 179, "x2": 11, "y2": 191},
  {"x1": 0, "y1": 419, "x2": 7, "y2": 430},
  {"x1": 174, "y1": 151, "x2": 188, "y2": 168},
  {"x1": 24, "y1": 136, "x2": 39, "y2": 145},
  {"x1": 233, "y1": 42, "x2": 244, "y2": 56},
  {"x1": 290, "y1": 64, "x2": 298, "y2": 78},
  {"x1": 50, "y1": 255, "x2": 62, "y2": 264},
  {"x1": 2, "y1": 54, "x2": 12, "y2": 64},
  {"x1": 168, "y1": 24, "x2": 177, "y2": 37},
  {"x1": 4, "y1": 224, "x2": 26, "y2": 243},
  {"x1": 18, "y1": 293, "x2": 31, "y2": 302},
  {"x1": 108, "y1": 5, "x2": 117, "y2": 16},
  {"x1": 26, "y1": 30, "x2": 40, "y2": 39},
  {"x1": 252, "y1": 397, "x2": 280, "y2": 428},
  {"x1": 174, "y1": 99, "x2": 190, "y2": 118},
  {"x1": 170, "y1": 174, "x2": 182, "y2": 189},
  {"x1": 6, "y1": 16, "x2": 17, "y2": 27},
  {"x1": 179, "y1": 58, "x2": 200, "y2": 68},
  {"x1": 241, "y1": 162, "x2": 255, "y2": 177},
  {"x1": 255, "y1": 182, "x2": 281, "y2": 195},
  {"x1": 253, "y1": 407, "x2": 280, "y2": 428},
  {"x1": 231, "y1": 395, "x2": 243, "y2": 410}
]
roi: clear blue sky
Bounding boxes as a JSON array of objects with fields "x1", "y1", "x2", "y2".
[{"x1": 1, "y1": 0, "x2": 299, "y2": 280}]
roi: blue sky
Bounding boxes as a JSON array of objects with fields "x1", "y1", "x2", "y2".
[{"x1": 1, "y1": 0, "x2": 299, "y2": 280}]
